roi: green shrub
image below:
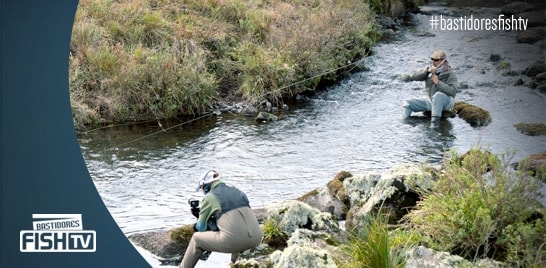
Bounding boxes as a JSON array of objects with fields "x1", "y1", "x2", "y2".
[
  {"x1": 340, "y1": 212, "x2": 406, "y2": 268},
  {"x1": 261, "y1": 217, "x2": 289, "y2": 249},
  {"x1": 403, "y1": 148, "x2": 545, "y2": 266},
  {"x1": 170, "y1": 224, "x2": 195, "y2": 242}
]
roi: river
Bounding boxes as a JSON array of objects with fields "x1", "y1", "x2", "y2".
[{"x1": 77, "y1": 3, "x2": 545, "y2": 243}]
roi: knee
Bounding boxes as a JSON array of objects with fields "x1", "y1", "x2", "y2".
[{"x1": 431, "y1": 92, "x2": 449, "y2": 102}]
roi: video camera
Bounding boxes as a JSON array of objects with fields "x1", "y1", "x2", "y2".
[
  {"x1": 188, "y1": 198, "x2": 200, "y2": 218},
  {"x1": 188, "y1": 198, "x2": 199, "y2": 208},
  {"x1": 187, "y1": 198, "x2": 219, "y2": 231}
]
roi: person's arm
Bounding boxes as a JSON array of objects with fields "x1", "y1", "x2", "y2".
[
  {"x1": 401, "y1": 68, "x2": 428, "y2": 82},
  {"x1": 434, "y1": 71, "x2": 458, "y2": 97},
  {"x1": 195, "y1": 195, "x2": 218, "y2": 232}
]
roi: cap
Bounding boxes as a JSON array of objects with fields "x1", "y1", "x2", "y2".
[
  {"x1": 195, "y1": 170, "x2": 219, "y2": 192},
  {"x1": 430, "y1": 50, "x2": 446, "y2": 60}
]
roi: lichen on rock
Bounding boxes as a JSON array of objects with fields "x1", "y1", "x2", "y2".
[
  {"x1": 343, "y1": 164, "x2": 433, "y2": 227},
  {"x1": 269, "y1": 243, "x2": 337, "y2": 268},
  {"x1": 265, "y1": 200, "x2": 339, "y2": 234}
]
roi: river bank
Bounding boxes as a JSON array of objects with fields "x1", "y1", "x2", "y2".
[
  {"x1": 79, "y1": 0, "x2": 546, "y2": 231},
  {"x1": 130, "y1": 151, "x2": 545, "y2": 267},
  {"x1": 71, "y1": 0, "x2": 422, "y2": 131},
  {"x1": 78, "y1": 0, "x2": 546, "y2": 267},
  {"x1": 102, "y1": 1, "x2": 545, "y2": 265}
]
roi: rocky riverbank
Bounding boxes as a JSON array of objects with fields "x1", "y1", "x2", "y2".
[
  {"x1": 129, "y1": 150, "x2": 545, "y2": 267},
  {"x1": 125, "y1": 1, "x2": 546, "y2": 267}
]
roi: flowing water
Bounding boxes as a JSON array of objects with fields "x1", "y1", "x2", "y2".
[{"x1": 78, "y1": 5, "x2": 546, "y2": 237}]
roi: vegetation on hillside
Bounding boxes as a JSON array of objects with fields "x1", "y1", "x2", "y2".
[
  {"x1": 400, "y1": 149, "x2": 545, "y2": 267},
  {"x1": 69, "y1": 0, "x2": 394, "y2": 130}
]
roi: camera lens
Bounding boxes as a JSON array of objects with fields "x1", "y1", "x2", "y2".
[{"x1": 188, "y1": 198, "x2": 199, "y2": 208}]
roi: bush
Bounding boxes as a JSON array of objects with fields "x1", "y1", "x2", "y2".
[
  {"x1": 340, "y1": 212, "x2": 406, "y2": 268},
  {"x1": 70, "y1": 0, "x2": 381, "y2": 129},
  {"x1": 261, "y1": 217, "x2": 288, "y2": 249},
  {"x1": 403, "y1": 148, "x2": 546, "y2": 267},
  {"x1": 170, "y1": 224, "x2": 195, "y2": 242}
]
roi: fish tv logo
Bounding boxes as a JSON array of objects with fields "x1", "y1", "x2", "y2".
[{"x1": 20, "y1": 214, "x2": 96, "y2": 252}]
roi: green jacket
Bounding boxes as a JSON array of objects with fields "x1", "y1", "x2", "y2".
[
  {"x1": 196, "y1": 180, "x2": 250, "y2": 231},
  {"x1": 408, "y1": 66, "x2": 458, "y2": 99}
]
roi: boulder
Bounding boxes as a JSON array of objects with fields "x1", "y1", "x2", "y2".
[
  {"x1": 407, "y1": 98, "x2": 491, "y2": 128},
  {"x1": 517, "y1": 27, "x2": 546, "y2": 44},
  {"x1": 536, "y1": 72, "x2": 546, "y2": 83},
  {"x1": 297, "y1": 186, "x2": 347, "y2": 220},
  {"x1": 255, "y1": 111, "x2": 278, "y2": 122},
  {"x1": 343, "y1": 164, "x2": 434, "y2": 228},
  {"x1": 267, "y1": 229, "x2": 340, "y2": 268},
  {"x1": 453, "y1": 101, "x2": 492, "y2": 127},
  {"x1": 297, "y1": 170, "x2": 352, "y2": 220},
  {"x1": 514, "y1": 122, "x2": 546, "y2": 136},
  {"x1": 264, "y1": 200, "x2": 339, "y2": 235},
  {"x1": 241, "y1": 104, "x2": 258, "y2": 117},
  {"x1": 128, "y1": 225, "x2": 194, "y2": 265},
  {"x1": 523, "y1": 60, "x2": 546, "y2": 77},
  {"x1": 514, "y1": 153, "x2": 546, "y2": 182},
  {"x1": 523, "y1": 62, "x2": 546, "y2": 91},
  {"x1": 237, "y1": 202, "x2": 342, "y2": 267},
  {"x1": 269, "y1": 242, "x2": 337, "y2": 268},
  {"x1": 519, "y1": 10, "x2": 546, "y2": 27},
  {"x1": 500, "y1": 2, "x2": 535, "y2": 16},
  {"x1": 233, "y1": 243, "x2": 274, "y2": 268},
  {"x1": 405, "y1": 246, "x2": 504, "y2": 268}
]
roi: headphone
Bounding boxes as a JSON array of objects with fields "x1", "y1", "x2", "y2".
[{"x1": 201, "y1": 170, "x2": 218, "y2": 194}]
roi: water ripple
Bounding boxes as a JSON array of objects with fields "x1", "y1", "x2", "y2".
[{"x1": 80, "y1": 9, "x2": 546, "y2": 234}]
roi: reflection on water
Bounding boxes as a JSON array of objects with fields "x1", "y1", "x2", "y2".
[{"x1": 78, "y1": 7, "x2": 546, "y2": 234}]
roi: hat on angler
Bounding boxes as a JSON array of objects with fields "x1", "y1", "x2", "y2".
[
  {"x1": 430, "y1": 50, "x2": 447, "y2": 60},
  {"x1": 195, "y1": 170, "x2": 219, "y2": 192}
]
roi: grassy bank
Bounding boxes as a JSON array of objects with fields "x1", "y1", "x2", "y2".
[
  {"x1": 69, "y1": 0, "x2": 424, "y2": 130},
  {"x1": 400, "y1": 149, "x2": 545, "y2": 267},
  {"x1": 336, "y1": 149, "x2": 545, "y2": 267}
]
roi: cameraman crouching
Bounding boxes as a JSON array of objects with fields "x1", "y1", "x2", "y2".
[{"x1": 180, "y1": 170, "x2": 263, "y2": 268}]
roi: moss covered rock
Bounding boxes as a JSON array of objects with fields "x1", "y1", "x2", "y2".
[
  {"x1": 297, "y1": 170, "x2": 352, "y2": 220},
  {"x1": 405, "y1": 246, "x2": 504, "y2": 268},
  {"x1": 265, "y1": 200, "x2": 339, "y2": 235},
  {"x1": 514, "y1": 122, "x2": 546, "y2": 136},
  {"x1": 128, "y1": 224, "x2": 195, "y2": 265},
  {"x1": 453, "y1": 101, "x2": 492, "y2": 127},
  {"x1": 515, "y1": 153, "x2": 546, "y2": 182},
  {"x1": 343, "y1": 164, "x2": 433, "y2": 228},
  {"x1": 270, "y1": 242, "x2": 337, "y2": 268}
]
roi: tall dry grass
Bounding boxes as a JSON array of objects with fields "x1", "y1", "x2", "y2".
[{"x1": 70, "y1": 0, "x2": 414, "y2": 129}]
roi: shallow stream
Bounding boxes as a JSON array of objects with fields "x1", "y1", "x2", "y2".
[{"x1": 78, "y1": 4, "x2": 546, "y2": 238}]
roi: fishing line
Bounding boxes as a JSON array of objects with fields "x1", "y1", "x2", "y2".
[
  {"x1": 254, "y1": 56, "x2": 368, "y2": 101},
  {"x1": 86, "y1": 55, "x2": 369, "y2": 149},
  {"x1": 107, "y1": 112, "x2": 214, "y2": 150}
]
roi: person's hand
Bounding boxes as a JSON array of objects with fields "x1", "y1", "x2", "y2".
[
  {"x1": 191, "y1": 207, "x2": 200, "y2": 218},
  {"x1": 431, "y1": 73, "x2": 439, "y2": 84},
  {"x1": 399, "y1": 74, "x2": 411, "y2": 82}
]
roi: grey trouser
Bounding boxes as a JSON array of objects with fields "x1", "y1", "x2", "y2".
[
  {"x1": 402, "y1": 92, "x2": 455, "y2": 119},
  {"x1": 179, "y1": 207, "x2": 263, "y2": 268}
]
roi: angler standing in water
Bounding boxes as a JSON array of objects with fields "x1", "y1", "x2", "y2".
[{"x1": 401, "y1": 50, "x2": 458, "y2": 128}]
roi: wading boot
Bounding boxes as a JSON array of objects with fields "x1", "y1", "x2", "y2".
[{"x1": 430, "y1": 116, "x2": 440, "y2": 128}]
